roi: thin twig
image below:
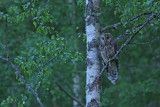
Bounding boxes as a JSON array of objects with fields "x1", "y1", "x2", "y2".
[
  {"x1": 112, "y1": 13, "x2": 159, "y2": 60},
  {"x1": 113, "y1": 13, "x2": 159, "y2": 59},
  {"x1": 35, "y1": 55, "x2": 58, "y2": 92},
  {"x1": 0, "y1": 56, "x2": 8, "y2": 61},
  {"x1": 42, "y1": 56, "x2": 56, "y2": 68},
  {"x1": 55, "y1": 82, "x2": 85, "y2": 107},
  {"x1": 0, "y1": 43, "x2": 44, "y2": 107},
  {"x1": 35, "y1": 67, "x2": 43, "y2": 92},
  {"x1": 95, "y1": 12, "x2": 159, "y2": 83},
  {"x1": 101, "y1": 12, "x2": 151, "y2": 32},
  {"x1": 115, "y1": 24, "x2": 142, "y2": 42}
]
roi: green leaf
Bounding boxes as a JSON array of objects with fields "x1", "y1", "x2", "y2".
[
  {"x1": 33, "y1": 21, "x2": 37, "y2": 27},
  {"x1": 114, "y1": 10, "x2": 117, "y2": 15},
  {"x1": 36, "y1": 26, "x2": 42, "y2": 34},
  {"x1": 50, "y1": 19, "x2": 54, "y2": 23},
  {"x1": 51, "y1": 35, "x2": 55, "y2": 40}
]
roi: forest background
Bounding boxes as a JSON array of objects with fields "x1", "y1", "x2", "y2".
[{"x1": 0, "y1": 0, "x2": 160, "y2": 107}]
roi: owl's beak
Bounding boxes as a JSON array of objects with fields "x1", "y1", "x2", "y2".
[{"x1": 105, "y1": 40, "x2": 107, "y2": 43}]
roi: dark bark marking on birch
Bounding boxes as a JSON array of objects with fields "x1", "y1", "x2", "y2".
[
  {"x1": 85, "y1": 0, "x2": 93, "y2": 25},
  {"x1": 86, "y1": 58, "x2": 94, "y2": 67},
  {"x1": 87, "y1": 99, "x2": 99, "y2": 107},
  {"x1": 87, "y1": 38, "x2": 99, "y2": 51},
  {"x1": 87, "y1": 42, "x2": 92, "y2": 51},
  {"x1": 85, "y1": 0, "x2": 101, "y2": 106},
  {"x1": 85, "y1": 0, "x2": 100, "y2": 26},
  {"x1": 86, "y1": 83, "x2": 94, "y2": 92}
]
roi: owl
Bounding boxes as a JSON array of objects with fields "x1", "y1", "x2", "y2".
[{"x1": 99, "y1": 33, "x2": 118, "y2": 84}]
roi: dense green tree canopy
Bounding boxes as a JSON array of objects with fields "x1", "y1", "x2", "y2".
[{"x1": 0, "y1": 0, "x2": 160, "y2": 107}]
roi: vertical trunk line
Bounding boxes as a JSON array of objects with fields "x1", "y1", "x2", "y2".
[{"x1": 85, "y1": 0, "x2": 101, "y2": 107}]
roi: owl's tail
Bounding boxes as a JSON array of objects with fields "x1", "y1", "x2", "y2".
[{"x1": 107, "y1": 61, "x2": 118, "y2": 84}]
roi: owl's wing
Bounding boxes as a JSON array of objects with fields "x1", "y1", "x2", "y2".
[
  {"x1": 99, "y1": 45, "x2": 108, "y2": 65},
  {"x1": 100, "y1": 49, "x2": 109, "y2": 65},
  {"x1": 107, "y1": 42, "x2": 119, "y2": 84}
]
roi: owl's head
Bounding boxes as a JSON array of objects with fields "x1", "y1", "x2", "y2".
[{"x1": 100, "y1": 33, "x2": 113, "y2": 45}]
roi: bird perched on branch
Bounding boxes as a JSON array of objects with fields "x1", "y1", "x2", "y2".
[{"x1": 99, "y1": 33, "x2": 118, "y2": 84}]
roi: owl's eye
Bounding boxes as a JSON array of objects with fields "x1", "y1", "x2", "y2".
[
  {"x1": 106, "y1": 37, "x2": 109, "y2": 39},
  {"x1": 102, "y1": 37, "x2": 104, "y2": 40}
]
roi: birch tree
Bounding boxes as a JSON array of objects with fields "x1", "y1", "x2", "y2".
[
  {"x1": 85, "y1": 0, "x2": 160, "y2": 106},
  {"x1": 0, "y1": 0, "x2": 160, "y2": 106},
  {"x1": 85, "y1": 0, "x2": 101, "y2": 106}
]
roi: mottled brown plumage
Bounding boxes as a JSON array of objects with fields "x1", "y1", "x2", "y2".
[{"x1": 99, "y1": 33, "x2": 118, "y2": 84}]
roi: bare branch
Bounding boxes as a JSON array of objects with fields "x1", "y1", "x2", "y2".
[
  {"x1": 42, "y1": 56, "x2": 56, "y2": 68},
  {"x1": 35, "y1": 68, "x2": 43, "y2": 92},
  {"x1": 0, "y1": 43, "x2": 9, "y2": 61},
  {"x1": 0, "y1": 43, "x2": 44, "y2": 107},
  {"x1": 112, "y1": 13, "x2": 159, "y2": 60},
  {"x1": 95, "y1": 12, "x2": 159, "y2": 84},
  {"x1": 95, "y1": 64, "x2": 107, "y2": 81},
  {"x1": 55, "y1": 82, "x2": 85, "y2": 107},
  {"x1": 115, "y1": 24, "x2": 142, "y2": 42},
  {"x1": 0, "y1": 56, "x2": 8, "y2": 61},
  {"x1": 101, "y1": 12, "x2": 152, "y2": 32}
]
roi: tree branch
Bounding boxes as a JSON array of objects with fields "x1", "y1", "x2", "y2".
[
  {"x1": 0, "y1": 56, "x2": 8, "y2": 61},
  {"x1": 0, "y1": 43, "x2": 44, "y2": 107},
  {"x1": 112, "y1": 13, "x2": 159, "y2": 59},
  {"x1": 95, "y1": 12, "x2": 159, "y2": 84},
  {"x1": 101, "y1": 12, "x2": 152, "y2": 32},
  {"x1": 115, "y1": 24, "x2": 142, "y2": 42},
  {"x1": 55, "y1": 82, "x2": 85, "y2": 107},
  {"x1": 35, "y1": 54, "x2": 59, "y2": 92}
]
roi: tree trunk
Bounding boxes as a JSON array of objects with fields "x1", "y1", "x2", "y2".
[{"x1": 85, "y1": 0, "x2": 101, "y2": 107}]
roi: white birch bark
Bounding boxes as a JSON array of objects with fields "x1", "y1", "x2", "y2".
[{"x1": 85, "y1": 0, "x2": 101, "y2": 107}]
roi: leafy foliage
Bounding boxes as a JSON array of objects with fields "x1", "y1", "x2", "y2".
[{"x1": 0, "y1": 0, "x2": 160, "y2": 107}]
